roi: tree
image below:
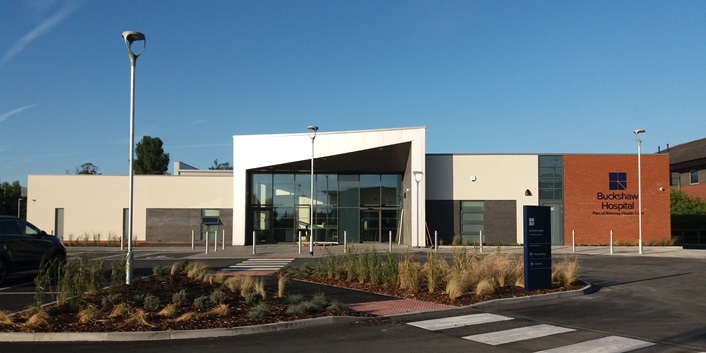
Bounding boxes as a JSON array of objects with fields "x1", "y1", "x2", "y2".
[
  {"x1": 134, "y1": 136, "x2": 170, "y2": 175},
  {"x1": 0, "y1": 180, "x2": 22, "y2": 217},
  {"x1": 671, "y1": 189, "x2": 706, "y2": 215},
  {"x1": 209, "y1": 159, "x2": 233, "y2": 170},
  {"x1": 76, "y1": 163, "x2": 101, "y2": 175}
]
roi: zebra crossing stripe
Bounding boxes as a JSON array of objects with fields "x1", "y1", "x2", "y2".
[
  {"x1": 533, "y1": 336, "x2": 655, "y2": 353},
  {"x1": 224, "y1": 258, "x2": 294, "y2": 272},
  {"x1": 463, "y1": 324, "x2": 575, "y2": 345},
  {"x1": 407, "y1": 313, "x2": 513, "y2": 331}
]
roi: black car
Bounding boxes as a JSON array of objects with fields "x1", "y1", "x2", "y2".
[{"x1": 0, "y1": 216, "x2": 66, "y2": 285}]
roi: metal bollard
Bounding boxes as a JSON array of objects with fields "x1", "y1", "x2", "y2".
[
  {"x1": 214, "y1": 231, "x2": 218, "y2": 252},
  {"x1": 253, "y1": 231, "x2": 257, "y2": 255},
  {"x1": 222, "y1": 229, "x2": 225, "y2": 250},
  {"x1": 479, "y1": 230, "x2": 484, "y2": 253},
  {"x1": 343, "y1": 230, "x2": 347, "y2": 254},
  {"x1": 610, "y1": 230, "x2": 614, "y2": 255},
  {"x1": 205, "y1": 232, "x2": 209, "y2": 254},
  {"x1": 434, "y1": 230, "x2": 438, "y2": 252},
  {"x1": 191, "y1": 230, "x2": 195, "y2": 250},
  {"x1": 572, "y1": 230, "x2": 575, "y2": 253},
  {"x1": 388, "y1": 230, "x2": 392, "y2": 252},
  {"x1": 298, "y1": 230, "x2": 302, "y2": 254}
]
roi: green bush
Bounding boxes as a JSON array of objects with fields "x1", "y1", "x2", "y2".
[
  {"x1": 143, "y1": 294, "x2": 161, "y2": 312},
  {"x1": 172, "y1": 289, "x2": 189, "y2": 305},
  {"x1": 193, "y1": 295, "x2": 210, "y2": 310}
]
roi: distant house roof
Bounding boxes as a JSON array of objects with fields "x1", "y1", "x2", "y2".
[{"x1": 658, "y1": 137, "x2": 706, "y2": 171}]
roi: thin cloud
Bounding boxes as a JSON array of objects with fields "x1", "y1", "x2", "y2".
[
  {"x1": 0, "y1": 0, "x2": 82, "y2": 66},
  {"x1": 0, "y1": 104, "x2": 37, "y2": 123}
]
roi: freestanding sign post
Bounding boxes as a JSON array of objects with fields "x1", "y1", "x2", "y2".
[{"x1": 524, "y1": 205, "x2": 552, "y2": 290}]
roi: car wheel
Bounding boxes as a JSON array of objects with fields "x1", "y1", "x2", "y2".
[{"x1": 0, "y1": 258, "x2": 7, "y2": 286}]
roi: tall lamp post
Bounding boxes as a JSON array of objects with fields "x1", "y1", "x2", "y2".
[
  {"x1": 307, "y1": 126, "x2": 318, "y2": 256},
  {"x1": 122, "y1": 31, "x2": 146, "y2": 285},
  {"x1": 413, "y1": 171, "x2": 424, "y2": 248},
  {"x1": 634, "y1": 129, "x2": 645, "y2": 255}
]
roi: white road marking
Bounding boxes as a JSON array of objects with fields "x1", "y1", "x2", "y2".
[
  {"x1": 463, "y1": 324, "x2": 575, "y2": 345},
  {"x1": 407, "y1": 313, "x2": 513, "y2": 331},
  {"x1": 534, "y1": 335, "x2": 655, "y2": 353}
]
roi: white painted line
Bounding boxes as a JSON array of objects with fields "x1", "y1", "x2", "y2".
[
  {"x1": 407, "y1": 313, "x2": 513, "y2": 331},
  {"x1": 464, "y1": 324, "x2": 575, "y2": 345},
  {"x1": 534, "y1": 335, "x2": 655, "y2": 353}
]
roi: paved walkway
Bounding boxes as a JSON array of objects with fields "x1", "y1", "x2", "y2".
[{"x1": 179, "y1": 243, "x2": 706, "y2": 260}]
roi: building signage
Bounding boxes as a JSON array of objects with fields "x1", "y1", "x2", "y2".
[
  {"x1": 592, "y1": 172, "x2": 639, "y2": 217},
  {"x1": 523, "y1": 206, "x2": 551, "y2": 290}
]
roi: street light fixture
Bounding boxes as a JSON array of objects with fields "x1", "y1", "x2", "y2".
[
  {"x1": 413, "y1": 171, "x2": 424, "y2": 248},
  {"x1": 307, "y1": 125, "x2": 318, "y2": 256},
  {"x1": 634, "y1": 129, "x2": 645, "y2": 255},
  {"x1": 122, "y1": 30, "x2": 146, "y2": 285}
]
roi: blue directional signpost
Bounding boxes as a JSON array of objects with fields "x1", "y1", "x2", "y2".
[{"x1": 524, "y1": 205, "x2": 552, "y2": 290}]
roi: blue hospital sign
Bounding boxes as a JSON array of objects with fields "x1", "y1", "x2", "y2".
[{"x1": 524, "y1": 206, "x2": 552, "y2": 290}]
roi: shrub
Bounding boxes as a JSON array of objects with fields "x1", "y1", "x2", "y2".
[
  {"x1": 207, "y1": 304, "x2": 230, "y2": 317},
  {"x1": 422, "y1": 252, "x2": 448, "y2": 293},
  {"x1": 172, "y1": 289, "x2": 189, "y2": 306},
  {"x1": 153, "y1": 265, "x2": 169, "y2": 276},
  {"x1": 109, "y1": 303, "x2": 131, "y2": 318},
  {"x1": 277, "y1": 274, "x2": 287, "y2": 298},
  {"x1": 170, "y1": 260, "x2": 188, "y2": 275},
  {"x1": 222, "y1": 276, "x2": 242, "y2": 293},
  {"x1": 143, "y1": 294, "x2": 161, "y2": 312},
  {"x1": 158, "y1": 304, "x2": 178, "y2": 318},
  {"x1": 327, "y1": 300, "x2": 350, "y2": 314},
  {"x1": 88, "y1": 259, "x2": 106, "y2": 295},
  {"x1": 247, "y1": 303, "x2": 272, "y2": 318},
  {"x1": 185, "y1": 261, "x2": 209, "y2": 281},
  {"x1": 397, "y1": 253, "x2": 420, "y2": 293},
  {"x1": 475, "y1": 279, "x2": 497, "y2": 298},
  {"x1": 452, "y1": 234, "x2": 462, "y2": 246},
  {"x1": 243, "y1": 291, "x2": 260, "y2": 304},
  {"x1": 209, "y1": 289, "x2": 227, "y2": 305},
  {"x1": 282, "y1": 293, "x2": 306, "y2": 305},
  {"x1": 193, "y1": 296, "x2": 210, "y2": 310},
  {"x1": 133, "y1": 294, "x2": 146, "y2": 307},
  {"x1": 101, "y1": 293, "x2": 121, "y2": 308},
  {"x1": 552, "y1": 256, "x2": 579, "y2": 286},
  {"x1": 78, "y1": 304, "x2": 99, "y2": 324},
  {"x1": 110, "y1": 256, "x2": 127, "y2": 289}
]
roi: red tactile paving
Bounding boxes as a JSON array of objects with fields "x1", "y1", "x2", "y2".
[{"x1": 347, "y1": 299, "x2": 456, "y2": 316}]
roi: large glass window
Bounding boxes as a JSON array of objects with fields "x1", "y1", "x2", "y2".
[
  {"x1": 460, "y1": 201, "x2": 484, "y2": 243},
  {"x1": 248, "y1": 173, "x2": 401, "y2": 244},
  {"x1": 251, "y1": 174, "x2": 272, "y2": 205},
  {"x1": 539, "y1": 156, "x2": 564, "y2": 201},
  {"x1": 360, "y1": 175, "x2": 381, "y2": 207},
  {"x1": 691, "y1": 170, "x2": 699, "y2": 184}
]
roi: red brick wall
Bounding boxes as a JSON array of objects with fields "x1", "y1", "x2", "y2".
[
  {"x1": 678, "y1": 184, "x2": 706, "y2": 200},
  {"x1": 564, "y1": 155, "x2": 671, "y2": 245}
]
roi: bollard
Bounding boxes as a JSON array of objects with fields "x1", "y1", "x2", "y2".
[
  {"x1": 253, "y1": 231, "x2": 257, "y2": 255},
  {"x1": 191, "y1": 230, "x2": 195, "y2": 250},
  {"x1": 610, "y1": 230, "x2": 614, "y2": 255},
  {"x1": 222, "y1": 229, "x2": 225, "y2": 250},
  {"x1": 343, "y1": 230, "x2": 347, "y2": 254},
  {"x1": 388, "y1": 230, "x2": 392, "y2": 252},
  {"x1": 434, "y1": 230, "x2": 438, "y2": 252},
  {"x1": 214, "y1": 231, "x2": 218, "y2": 252},
  {"x1": 205, "y1": 232, "x2": 209, "y2": 254},
  {"x1": 571, "y1": 230, "x2": 576, "y2": 252},
  {"x1": 298, "y1": 230, "x2": 302, "y2": 254},
  {"x1": 479, "y1": 230, "x2": 484, "y2": 253}
]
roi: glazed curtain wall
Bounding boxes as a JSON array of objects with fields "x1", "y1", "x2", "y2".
[{"x1": 248, "y1": 173, "x2": 402, "y2": 243}]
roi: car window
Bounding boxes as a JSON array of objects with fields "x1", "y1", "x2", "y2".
[
  {"x1": 20, "y1": 222, "x2": 40, "y2": 236},
  {"x1": 0, "y1": 220, "x2": 19, "y2": 235}
]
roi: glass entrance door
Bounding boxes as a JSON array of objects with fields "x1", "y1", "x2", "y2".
[
  {"x1": 540, "y1": 202, "x2": 564, "y2": 245},
  {"x1": 360, "y1": 210, "x2": 380, "y2": 242}
]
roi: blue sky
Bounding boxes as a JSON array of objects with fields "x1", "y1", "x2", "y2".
[{"x1": 1, "y1": 0, "x2": 705, "y2": 185}]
